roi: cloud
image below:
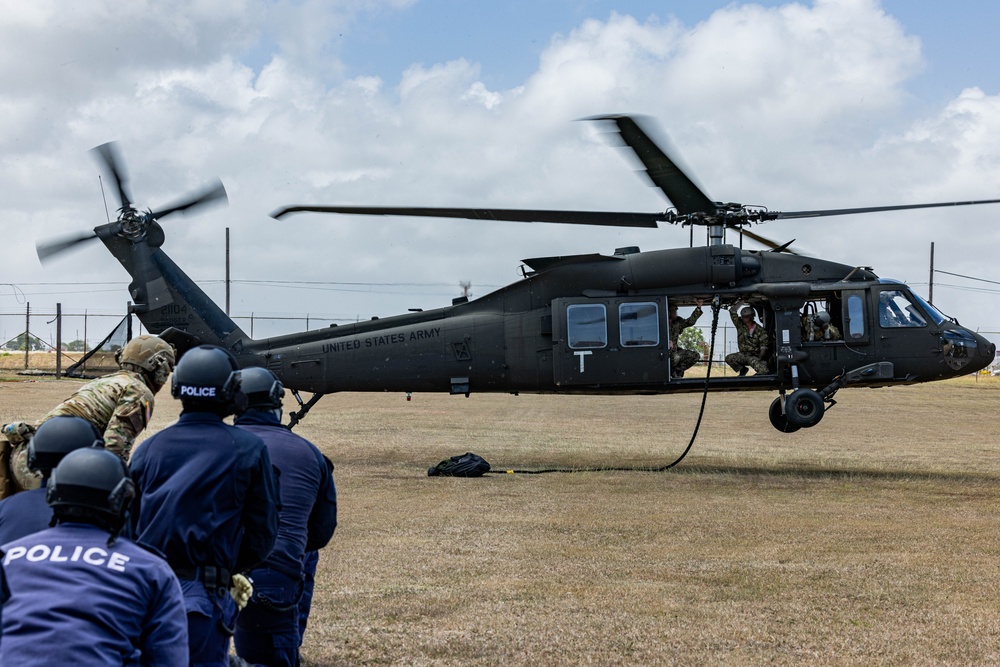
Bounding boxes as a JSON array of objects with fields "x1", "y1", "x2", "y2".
[{"x1": 2, "y1": 0, "x2": 1000, "y2": 340}]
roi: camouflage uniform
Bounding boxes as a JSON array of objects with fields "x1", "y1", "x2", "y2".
[
  {"x1": 3, "y1": 336, "x2": 173, "y2": 496},
  {"x1": 39, "y1": 369, "x2": 155, "y2": 458},
  {"x1": 725, "y1": 306, "x2": 770, "y2": 375},
  {"x1": 5, "y1": 370, "x2": 155, "y2": 492},
  {"x1": 669, "y1": 306, "x2": 703, "y2": 377},
  {"x1": 801, "y1": 315, "x2": 842, "y2": 342}
]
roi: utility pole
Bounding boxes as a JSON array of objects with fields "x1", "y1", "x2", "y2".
[{"x1": 928, "y1": 242, "x2": 935, "y2": 304}]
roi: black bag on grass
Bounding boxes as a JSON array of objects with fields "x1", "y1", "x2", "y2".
[{"x1": 427, "y1": 452, "x2": 491, "y2": 477}]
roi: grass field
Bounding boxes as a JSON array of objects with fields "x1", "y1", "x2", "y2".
[{"x1": 2, "y1": 372, "x2": 999, "y2": 665}]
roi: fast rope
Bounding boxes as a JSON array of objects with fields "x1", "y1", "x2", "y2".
[{"x1": 489, "y1": 295, "x2": 723, "y2": 475}]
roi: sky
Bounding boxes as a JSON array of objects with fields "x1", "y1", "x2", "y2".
[{"x1": 3, "y1": 0, "x2": 1000, "y2": 346}]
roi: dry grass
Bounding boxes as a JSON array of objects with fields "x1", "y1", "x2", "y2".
[
  {"x1": 3, "y1": 373, "x2": 1000, "y2": 665},
  {"x1": 0, "y1": 350, "x2": 117, "y2": 373}
]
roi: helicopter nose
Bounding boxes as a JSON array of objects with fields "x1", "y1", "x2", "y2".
[
  {"x1": 981, "y1": 335, "x2": 997, "y2": 366},
  {"x1": 969, "y1": 330, "x2": 996, "y2": 373},
  {"x1": 940, "y1": 328, "x2": 994, "y2": 375}
]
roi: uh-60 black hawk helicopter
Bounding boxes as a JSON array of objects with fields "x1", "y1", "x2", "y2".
[{"x1": 38, "y1": 116, "x2": 999, "y2": 432}]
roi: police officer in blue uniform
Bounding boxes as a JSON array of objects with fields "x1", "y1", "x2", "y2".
[
  {"x1": 129, "y1": 345, "x2": 280, "y2": 667},
  {"x1": 0, "y1": 415, "x2": 104, "y2": 545},
  {"x1": 233, "y1": 367, "x2": 337, "y2": 667},
  {"x1": 0, "y1": 447, "x2": 188, "y2": 665}
]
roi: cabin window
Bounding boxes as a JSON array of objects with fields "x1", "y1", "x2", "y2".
[
  {"x1": 567, "y1": 304, "x2": 608, "y2": 349},
  {"x1": 846, "y1": 294, "x2": 865, "y2": 339},
  {"x1": 619, "y1": 302, "x2": 659, "y2": 347},
  {"x1": 878, "y1": 289, "x2": 927, "y2": 328}
]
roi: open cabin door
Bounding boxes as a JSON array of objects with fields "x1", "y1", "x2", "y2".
[{"x1": 552, "y1": 296, "x2": 668, "y2": 386}]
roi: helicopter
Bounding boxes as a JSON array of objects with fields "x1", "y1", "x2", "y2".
[{"x1": 37, "y1": 116, "x2": 999, "y2": 432}]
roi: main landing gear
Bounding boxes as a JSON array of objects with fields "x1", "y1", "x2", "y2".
[{"x1": 769, "y1": 388, "x2": 827, "y2": 433}]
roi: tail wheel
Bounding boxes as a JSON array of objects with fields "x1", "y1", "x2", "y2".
[
  {"x1": 768, "y1": 396, "x2": 801, "y2": 433},
  {"x1": 785, "y1": 388, "x2": 825, "y2": 428}
]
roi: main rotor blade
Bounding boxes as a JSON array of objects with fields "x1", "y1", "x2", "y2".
[
  {"x1": 36, "y1": 230, "x2": 99, "y2": 264},
  {"x1": 726, "y1": 224, "x2": 802, "y2": 255},
  {"x1": 90, "y1": 142, "x2": 132, "y2": 210},
  {"x1": 775, "y1": 198, "x2": 1000, "y2": 219},
  {"x1": 588, "y1": 115, "x2": 716, "y2": 215},
  {"x1": 271, "y1": 205, "x2": 665, "y2": 228},
  {"x1": 149, "y1": 178, "x2": 228, "y2": 219}
]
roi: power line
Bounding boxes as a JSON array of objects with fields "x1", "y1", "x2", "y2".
[{"x1": 934, "y1": 269, "x2": 1000, "y2": 287}]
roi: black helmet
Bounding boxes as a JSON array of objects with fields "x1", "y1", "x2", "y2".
[
  {"x1": 171, "y1": 344, "x2": 242, "y2": 405},
  {"x1": 240, "y1": 367, "x2": 285, "y2": 410},
  {"x1": 47, "y1": 447, "x2": 135, "y2": 530},
  {"x1": 27, "y1": 415, "x2": 104, "y2": 476}
]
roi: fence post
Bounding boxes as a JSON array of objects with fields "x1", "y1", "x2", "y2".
[
  {"x1": 24, "y1": 302, "x2": 30, "y2": 370},
  {"x1": 56, "y1": 303, "x2": 62, "y2": 379}
]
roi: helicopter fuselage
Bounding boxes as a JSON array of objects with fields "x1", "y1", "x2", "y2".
[{"x1": 113, "y1": 227, "x2": 994, "y2": 420}]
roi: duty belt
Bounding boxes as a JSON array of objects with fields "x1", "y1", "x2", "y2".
[{"x1": 172, "y1": 564, "x2": 232, "y2": 590}]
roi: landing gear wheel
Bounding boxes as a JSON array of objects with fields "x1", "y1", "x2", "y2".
[
  {"x1": 769, "y1": 396, "x2": 801, "y2": 433},
  {"x1": 785, "y1": 388, "x2": 825, "y2": 428}
]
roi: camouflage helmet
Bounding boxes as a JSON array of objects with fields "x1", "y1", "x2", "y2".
[
  {"x1": 117, "y1": 335, "x2": 175, "y2": 389},
  {"x1": 740, "y1": 307, "x2": 755, "y2": 319}
]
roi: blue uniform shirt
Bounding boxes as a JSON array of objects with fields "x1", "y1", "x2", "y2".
[
  {"x1": 235, "y1": 410, "x2": 337, "y2": 577},
  {"x1": 0, "y1": 483, "x2": 52, "y2": 545},
  {"x1": 129, "y1": 411, "x2": 280, "y2": 574},
  {"x1": 0, "y1": 522, "x2": 188, "y2": 666}
]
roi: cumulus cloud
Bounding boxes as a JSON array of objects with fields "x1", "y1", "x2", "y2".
[{"x1": 2, "y1": 0, "x2": 999, "y2": 339}]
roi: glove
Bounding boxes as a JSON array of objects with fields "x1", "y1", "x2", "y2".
[
  {"x1": 2, "y1": 422, "x2": 35, "y2": 446},
  {"x1": 230, "y1": 573, "x2": 253, "y2": 610}
]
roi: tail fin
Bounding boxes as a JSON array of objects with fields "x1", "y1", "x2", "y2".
[{"x1": 99, "y1": 221, "x2": 250, "y2": 355}]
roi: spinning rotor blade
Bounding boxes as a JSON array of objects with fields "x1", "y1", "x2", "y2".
[
  {"x1": 588, "y1": 115, "x2": 716, "y2": 215},
  {"x1": 91, "y1": 142, "x2": 133, "y2": 210},
  {"x1": 36, "y1": 230, "x2": 99, "y2": 264},
  {"x1": 773, "y1": 198, "x2": 1000, "y2": 220},
  {"x1": 150, "y1": 178, "x2": 228, "y2": 219},
  {"x1": 727, "y1": 224, "x2": 799, "y2": 254},
  {"x1": 271, "y1": 205, "x2": 665, "y2": 228}
]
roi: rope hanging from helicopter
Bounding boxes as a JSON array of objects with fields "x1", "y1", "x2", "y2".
[{"x1": 490, "y1": 294, "x2": 723, "y2": 475}]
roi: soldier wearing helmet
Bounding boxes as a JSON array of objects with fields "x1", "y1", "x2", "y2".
[
  {"x1": 668, "y1": 298, "x2": 705, "y2": 378},
  {"x1": 0, "y1": 447, "x2": 188, "y2": 665},
  {"x1": 725, "y1": 302, "x2": 771, "y2": 376},
  {"x1": 2, "y1": 334, "x2": 175, "y2": 495},
  {"x1": 0, "y1": 416, "x2": 104, "y2": 545},
  {"x1": 129, "y1": 345, "x2": 279, "y2": 667},
  {"x1": 802, "y1": 310, "x2": 841, "y2": 342},
  {"x1": 232, "y1": 367, "x2": 337, "y2": 667}
]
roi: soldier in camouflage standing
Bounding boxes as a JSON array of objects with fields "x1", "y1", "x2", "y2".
[
  {"x1": 669, "y1": 298, "x2": 704, "y2": 378},
  {"x1": 725, "y1": 303, "x2": 771, "y2": 376},
  {"x1": 1, "y1": 334, "x2": 175, "y2": 494}
]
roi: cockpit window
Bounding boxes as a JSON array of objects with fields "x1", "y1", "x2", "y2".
[
  {"x1": 908, "y1": 291, "x2": 949, "y2": 326},
  {"x1": 878, "y1": 290, "x2": 927, "y2": 328},
  {"x1": 567, "y1": 304, "x2": 608, "y2": 349}
]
